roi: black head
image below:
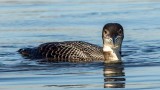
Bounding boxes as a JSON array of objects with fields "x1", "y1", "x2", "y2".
[
  {"x1": 102, "y1": 23, "x2": 124, "y2": 46},
  {"x1": 103, "y1": 23, "x2": 124, "y2": 40}
]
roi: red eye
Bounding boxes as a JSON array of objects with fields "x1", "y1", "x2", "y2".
[
  {"x1": 104, "y1": 31, "x2": 107, "y2": 34},
  {"x1": 104, "y1": 29, "x2": 109, "y2": 35},
  {"x1": 118, "y1": 29, "x2": 122, "y2": 35}
]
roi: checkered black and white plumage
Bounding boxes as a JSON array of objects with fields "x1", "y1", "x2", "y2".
[{"x1": 18, "y1": 41, "x2": 104, "y2": 62}]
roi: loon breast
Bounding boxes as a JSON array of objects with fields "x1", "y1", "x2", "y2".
[{"x1": 18, "y1": 41, "x2": 104, "y2": 62}]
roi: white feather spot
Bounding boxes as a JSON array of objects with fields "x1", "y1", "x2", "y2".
[{"x1": 103, "y1": 46, "x2": 113, "y2": 52}]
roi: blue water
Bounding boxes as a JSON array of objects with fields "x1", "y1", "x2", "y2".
[{"x1": 0, "y1": 0, "x2": 160, "y2": 90}]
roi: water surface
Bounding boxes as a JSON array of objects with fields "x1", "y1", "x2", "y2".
[{"x1": 0, "y1": 0, "x2": 160, "y2": 90}]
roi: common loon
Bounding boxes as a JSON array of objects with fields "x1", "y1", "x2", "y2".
[{"x1": 18, "y1": 23, "x2": 124, "y2": 63}]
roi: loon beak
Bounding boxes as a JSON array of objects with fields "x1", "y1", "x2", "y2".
[{"x1": 112, "y1": 37, "x2": 116, "y2": 47}]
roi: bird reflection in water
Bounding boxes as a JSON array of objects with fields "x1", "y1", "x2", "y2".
[{"x1": 103, "y1": 62, "x2": 125, "y2": 88}]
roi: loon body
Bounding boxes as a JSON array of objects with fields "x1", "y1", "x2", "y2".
[
  {"x1": 18, "y1": 41, "x2": 104, "y2": 62},
  {"x1": 18, "y1": 23, "x2": 124, "y2": 63}
]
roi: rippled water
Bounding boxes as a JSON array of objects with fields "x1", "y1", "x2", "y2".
[{"x1": 0, "y1": 0, "x2": 160, "y2": 90}]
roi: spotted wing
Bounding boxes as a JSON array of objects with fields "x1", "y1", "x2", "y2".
[{"x1": 37, "y1": 42, "x2": 90, "y2": 62}]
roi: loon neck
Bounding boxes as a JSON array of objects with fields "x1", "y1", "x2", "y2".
[{"x1": 103, "y1": 45, "x2": 121, "y2": 63}]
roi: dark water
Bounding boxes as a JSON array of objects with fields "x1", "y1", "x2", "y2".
[{"x1": 0, "y1": 0, "x2": 160, "y2": 90}]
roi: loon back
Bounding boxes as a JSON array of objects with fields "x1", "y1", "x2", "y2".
[{"x1": 18, "y1": 41, "x2": 104, "y2": 62}]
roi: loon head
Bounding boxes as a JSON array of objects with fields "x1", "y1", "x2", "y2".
[{"x1": 102, "y1": 23, "x2": 124, "y2": 63}]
